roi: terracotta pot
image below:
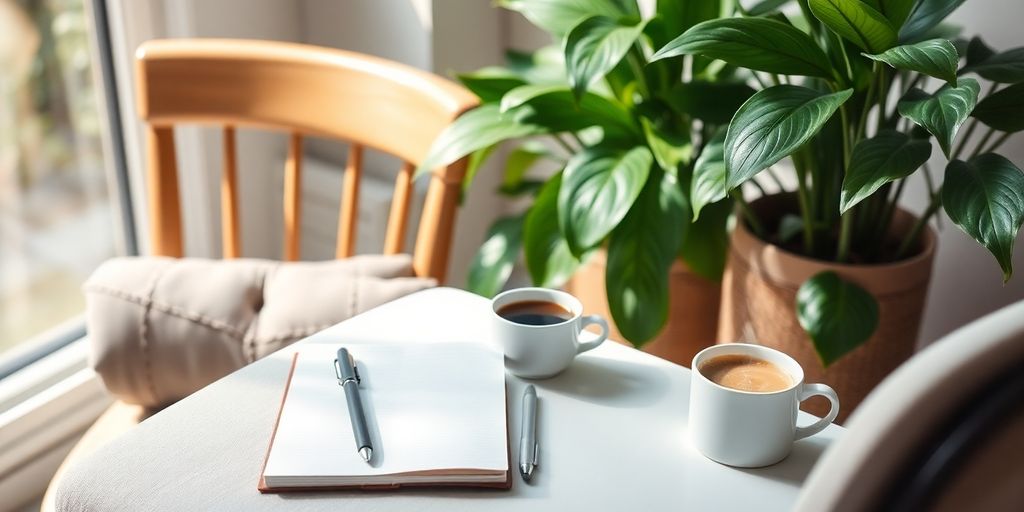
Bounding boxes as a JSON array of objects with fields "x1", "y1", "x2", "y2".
[
  {"x1": 565, "y1": 249, "x2": 721, "y2": 367},
  {"x1": 717, "y1": 194, "x2": 936, "y2": 423}
]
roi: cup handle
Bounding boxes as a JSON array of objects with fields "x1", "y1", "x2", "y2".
[
  {"x1": 794, "y1": 383, "x2": 840, "y2": 441},
  {"x1": 576, "y1": 315, "x2": 609, "y2": 354}
]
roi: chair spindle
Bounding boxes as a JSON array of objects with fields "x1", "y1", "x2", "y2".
[
  {"x1": 146, "y1": 125, "x2": 183, "y2": 257},
  {"x1": 221, "y1": 126, "x2": 241, "y2": 258},
  {"x1": 335, "y1": 144, "x2": 364, "y2": 258},
  {"x1": 384, "y1": 162, "x2": 414, "y2": 254},
  {"x1": 283, "y1": 133, "x2": 303, "y2": 261}
]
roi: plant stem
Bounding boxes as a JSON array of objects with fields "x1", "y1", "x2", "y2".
[
  {"x1": 875, "y1": 177, "x2": 906, "y2": 249},
  {"x1": 836, "y1": 38, "x2": 854, "y2": 84},
  {"x1": 921, "y1": 161, "x2": 937, "y2": 195},
  {"x1": 770, "y1": 73, "x2": 781, "y2": 86},
  {"x1": 952, "y1": 118, "x2": 980, "y2": 160},
  {"x1": 731, "y1": 190, "x2": 767, "y2": 239},
  {"x1": 752, "y1": 72, "x2": 769, "y2": 90},
  {"x1": 626, "y1": 51, "x2": 650, "y2": 98},
  {"x1": 798, "y1": 0, "x2": 822, "y2": 40},
  {"x1": 839, "y1": 104, "x2": 852, "y2": 168},
  {"x1": 837, "y1": 209, "x2": 854, "y2": 262},
  {"x1": 971, "y1": 127, "x2": 997, "y2": 159},
  {"x1": 766, "y1": 166, "x2": 787, "y2": 192},
  {"x1": 748, "y1": 178, "x2": 769, "y2": 197},
  {"x1": 897, "y1": 190, "x2": 942, "y2": 259},
  {"x1": 553, "y1": 134, "x2": 576, "y2": 154},
  {"x1": 876, "y1": 68, "x2": 889, "y2": 132},
  {"x1": 570, "y1": 132, "x2": 586, "y2": 148},
  {"x1": 983, "y1": 132, "x2": 1012, "y2": 154},
  {"x1": 903, "y1": 73, "x2": 925, "y2": 96},
  {"x1": 856, "y1": 62, "x2": 881, "y2": 142},
  {"x1": 921, "y1": 162, "x2": 943, "y2": 229},
  {"x1": 793, "y1": 151, "x2": 816, "y2": 255}
]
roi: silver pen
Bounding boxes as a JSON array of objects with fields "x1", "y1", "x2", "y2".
[{"x1": 519, "y1": 385, "x2": 538, "y2": 481}]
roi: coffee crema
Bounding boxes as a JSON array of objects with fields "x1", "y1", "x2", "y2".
[
  {"x1": 497, "y1": 300, "x2": 573, "y2": 326},
  {"x1": 699, "y1": 354, "x2": 793, "y2": 393}
]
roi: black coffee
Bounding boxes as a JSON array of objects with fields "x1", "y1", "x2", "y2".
[{"x1": 497, "y1": 300, "x2": 573, "y2": 326}]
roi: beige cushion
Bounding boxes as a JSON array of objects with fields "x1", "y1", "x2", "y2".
[{"x1": 84, "y1": 254, "x2": 434, "y2": 407}]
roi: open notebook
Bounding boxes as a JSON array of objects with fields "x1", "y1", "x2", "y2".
[{"x1": 259, "y1": 343, "x2": 510, "y2": 491}]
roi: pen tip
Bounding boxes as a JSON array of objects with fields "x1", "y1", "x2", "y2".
[
  {"x1": 360, "y1": 447, "x2": 372, "y2": 463},
  {"x1": 519, "y1": 463, "x2": 534, "y2": 482}
]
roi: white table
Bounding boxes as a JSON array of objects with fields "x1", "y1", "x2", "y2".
[{"x1": 57, "y1": 287, "x2": 841, "y2": 511}]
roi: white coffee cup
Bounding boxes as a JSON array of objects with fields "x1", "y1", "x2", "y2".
[
  {"x1": 492, "y1": 287, "x2": 609, "y2": 379},
  {"x1": 689, "y1": 343, "x2": 840, "y2": 467}
]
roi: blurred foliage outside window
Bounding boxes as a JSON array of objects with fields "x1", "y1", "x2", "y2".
[{"x1": 0, "y1": 0, "x2": 117, "y2": 355}]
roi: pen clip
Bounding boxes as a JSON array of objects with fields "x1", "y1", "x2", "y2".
[
  {"x1": 533, "y1": 443, "x2": 539, "y2": 466},
  {"x1": 334, "y1": 358, "x2": 361, "y2": 385}
]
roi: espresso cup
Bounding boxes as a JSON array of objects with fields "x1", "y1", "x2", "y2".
[
  {"x1": 492, "y1": 288, "x2": 609, "y2": 379},
  {"x1": 689, "y1": 343, "x2": 840, "y2": 467}
]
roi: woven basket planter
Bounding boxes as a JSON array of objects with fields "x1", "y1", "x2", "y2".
[{"x1": 717, "y1": 194, "x2": 936, "y2": 423}]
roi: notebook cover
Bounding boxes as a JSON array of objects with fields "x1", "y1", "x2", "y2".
[{"x1": 257, "y1": 352, "x2": 512, "y2": 493}]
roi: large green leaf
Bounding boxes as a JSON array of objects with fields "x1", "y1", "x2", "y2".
[
  {"x1": 691, "y1": 129, "x2": 727, "y2": 220},
  {"x1": 797, "y1": 271, "x2": 880, "y2": 367},
  {"x1": 679, "y1": 197, "x2": 732, "y2": 281},
  {"x1": 640, "y1": 117, "x2": 692, "y2": 173},
  {"x1": 650, "y1": 18, "x2": 832, "y2": 78},
  {"x1": 962, "y1": 46, "x2": 1024, "y2": 84},
  {"x1": 971, "y1": 82, "x2": 1024, "y2": 133},
  {"x1": 462, "y1": 144, "x2": 499, "y2": 199},
  {"x1": 457, "y1": 68, "x2": 528, "y2": 103},
  {"x1": 501, "y1": 84, "x2": 639, "y2": 142},
  {"x1": 505, "y1": 46, "x2": 568, "y2": 85},
  {"x1": 565, "y1": 16, "x2": 648, "y2": 100},
  {"x1": 500, "y1": 141, "x2": 556, "y2": 194},
  {"x1": 840, "y1": 130, "x2": 932, "y2": 213},
  {"x1": 897, "y1": 78, "x2": 980, "y2": 158},
  {"x1": 874, "y1": 0, "x2": 915, "y2": 28},
  {"x1": 899, "y1": 0, "x2": 967, "y2": 43},
  {"x1": 964, "y1": 36, "x2": 995, "y2": 69},
  {"x1": 864, "y1": 38, "x2": 958, "y2": 85},
  {"x1": 647, "y1": 0, "x2": 721, "y2": 48},
  {"x1": 498, "y1": 0, "x2": 625, "y2": 36},
  {"x1": 943, "y1": 154, "x2": 1024, "y2": 282},
  {"x1": 467, "y1": 215, "x2": 524, "y2": 298},
  {"x1": 558, "y1": 147, "x2": 652, "y2": 256},
  {"x1": 523, "y1": 173, "x2": 583, "y2": 287},
  {"x1": 606, "y1": 168, "x2": 686, "y2": 345},
  {"x1": 663, "y1": 81, "x2": 756, "y2": 124},
  {"x1": 416, "y1": 105, "x2": 542, "y2": 179},
  {"x1": 808, "y1": 0, "x2": 898, "y2": 54},
  {"x1": 725, "y1": 85, "x2": 853, "y2": 190}
]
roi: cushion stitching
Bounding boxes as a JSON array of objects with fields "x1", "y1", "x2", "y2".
[
  {"x1": 138, "y1": 263, "x2": 169, "y2": 405},
  {"x1": 85, "y1": 282, "x2": 247, "y2": 339}
]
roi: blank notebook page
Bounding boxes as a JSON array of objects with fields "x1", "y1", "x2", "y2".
[{"x1": 263, "y1": 343, "x2": 507, "y2": 486}]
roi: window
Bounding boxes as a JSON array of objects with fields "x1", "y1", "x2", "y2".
[{"x1": 0, "y1": 0, "x2": 132, "y2": 373}]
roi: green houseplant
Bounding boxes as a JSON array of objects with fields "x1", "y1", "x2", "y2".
[
  {"x1": 649, "y1": 0, "x2": 1024, "y2": 415},
  {"x1": 417, "y1": 0, "x2": 755, "y2": 349}
]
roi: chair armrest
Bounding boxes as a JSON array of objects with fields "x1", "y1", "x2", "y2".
[{"x1": 41, "y1": 401, "x2": 153, "y2": 512}]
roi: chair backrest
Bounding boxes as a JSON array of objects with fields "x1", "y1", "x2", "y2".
[
  {"x1": 794, "y1": 300, "x2": 1024, "y2": 511},
  {"x1": 135, "y1": 39, "x2": 478, "y2": 282}
]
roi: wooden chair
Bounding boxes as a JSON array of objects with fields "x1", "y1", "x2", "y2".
[{"x1": 42, "y1": 39, "x2": 477, "y2": 510}]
